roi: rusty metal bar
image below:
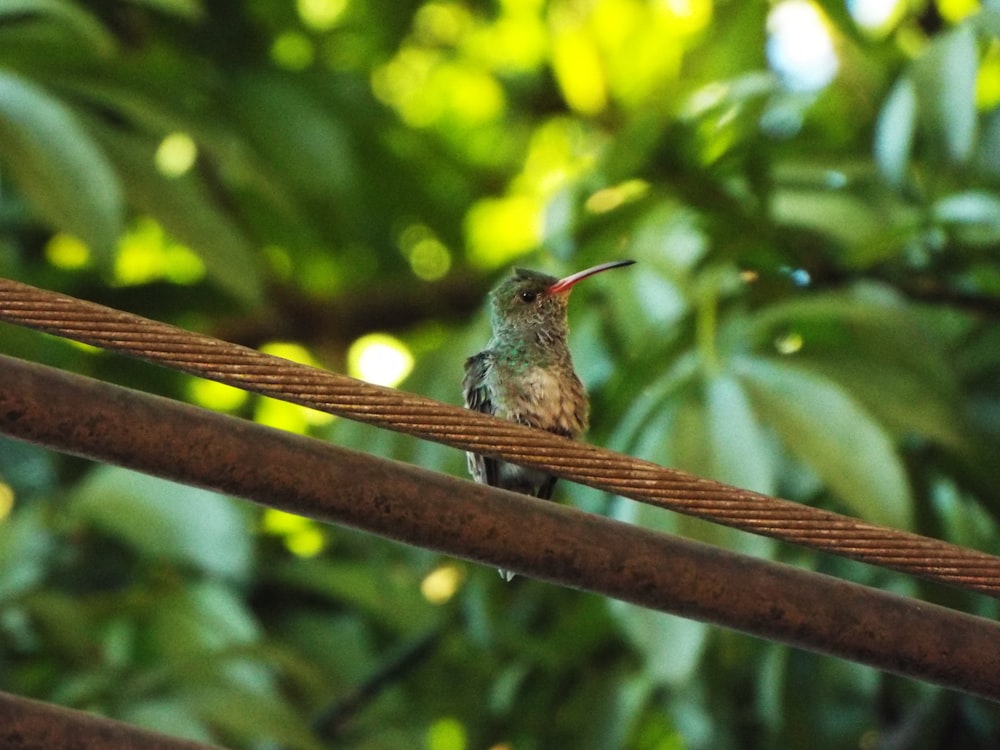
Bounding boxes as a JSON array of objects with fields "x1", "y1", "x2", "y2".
[
  {"x1": 0, "y1": 689, "x2": 223, "y2": 750},
  {"x1": 1, "y1": 279, "x2": 999, "y2": 598},
  {"x1": 2, "y1": 354, "x2": 1000, "y2": 702}
]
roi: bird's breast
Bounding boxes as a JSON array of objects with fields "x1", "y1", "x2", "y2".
[{"x1": 497, "y1": 364, "x2": 588, "y2": 438}]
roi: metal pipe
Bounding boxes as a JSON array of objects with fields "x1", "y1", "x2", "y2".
[
  {"x1": 0, "y1": 689, "x2": 223, "y2": 750},
  {"x1": 2, "y1": 353, "x2": 1000, "y2": 701}
]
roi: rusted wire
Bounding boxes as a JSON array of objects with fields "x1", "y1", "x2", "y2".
[
  {"x1": 4, "y1": 354, "x2": 1000, "y2": 701},
  {"x1": 2, "y1": 277, "x2": 1000, "y2": 597}
]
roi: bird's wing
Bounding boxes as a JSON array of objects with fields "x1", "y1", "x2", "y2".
[
  {"x1": 535, "y1": 475, "x2": 557, "y2": 500},
  {"x1": 462, "y1": 351, "x2": 493, "y2": 413},
  {"x1": 463, "y1": 352, "x2": 499, "y2": 487}
]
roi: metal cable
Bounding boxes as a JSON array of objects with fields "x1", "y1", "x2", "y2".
[
  {"x1": 2, "y1": 277, "x2": 1000, "y2": 597},
  {"x1": 5, "y1": 354, "x2": 1000, "y2": 701}
]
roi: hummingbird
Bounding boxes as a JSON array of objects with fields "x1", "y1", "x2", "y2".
[{"x1": 463, "y1": 259, "x2": 635, "y2": 580}]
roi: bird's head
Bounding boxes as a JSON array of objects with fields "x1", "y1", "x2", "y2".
[{"x1": 489, "y1": 260, "x2": 635, "y2": 336}]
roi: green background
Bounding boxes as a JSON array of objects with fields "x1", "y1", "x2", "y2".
[{"x1": 2, "y1": 0, "x2": 1000, "y2": 747}]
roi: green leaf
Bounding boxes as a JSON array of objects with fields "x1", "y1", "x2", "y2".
[
  {"x1": 874, "y1": 76, "x2": 916, "y2": 186},
  {"x1": 705, "y1": 373, "x2": 776, "y2": 495},
  {"x1": 121, "y1": 700, "x2": 214, "y2": 744},
  {"x1": 934, "y1": 190, "x2": 1000, "y2": 224},
  {"x1": 933, "y1": 190, "x2": 1000, "y2": 245},
  {"x1": 0, "y1": 505, "x2": 54, "y2": 602},
  {"x1": 977, "y1": 108, "x2": 1000, "y2": 179},
  {"x1": 668, "y1": 390, "x2": 777, "y2": 559},
  {"x1": 0, "y1": 0, "x2": 116, "y2": 55},
  {"x1": 609, "y1": 598, "x2": 709, "y2": 687},
  {"x1": 192, "y1": 682, "x2": 323, "y2": 750},
  {"x1": 747, "y1": 287, "x2": 955, "y2": 391},
  {"x1": 142, "y1": 585, "x2": 323, "y2": 750},
  {"x1": 148, "y1": 581, "x2": 261, "y2": 657},
  {"x1": 268, "y1": 557, "x2": 436, "y2": 634},
  {"x1": 609, "y1": 351, "x2": 698, "y2": 454},
  {"x1": 123, "y1": 0, "x2": 203, "y2": 20},
  {"x1": 95, "y1": 126, "x2": 264, "y2": 304},
  {"x1": 70, "y1": 467, "x2": 253, "y2": 580},
  {"x1": 769, "y1": 188, "x2": 886, "y2": 249},
  {"x1": 745, "y1": 289, "x2": 963, "y2": 447},
  {"x1": 0, "y1": 71, "x2": 123, "y2": 257},
  {"x1": 794, "y1": 356, "x2": 964, "y2": 450},
  {"x1": 230, "y1": 74, "x2": 358, "y2": 201},
  {"x1": 735, "y1": 356, "x2": 913, "y2": 530},
  {"x1": 913, "y1": 23, "x2": 978, "y2": 164}
]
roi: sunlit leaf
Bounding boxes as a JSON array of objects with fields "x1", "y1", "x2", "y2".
[
  {"x1": 735, "y1": 356, "x2": 913, "y2": 529},
  {"x1": 770, "y1": 188, "x2": 890, "y2": 253},
  {"x1": 667, "y1": 390, "x2": 777, "y2": 559},
  {"x1": 609, "y1": 600, "x2": 709, "y2": 687},
  {"x1": 933, "y1": 190, "x2": 1000, "y2": 226},
  {"x1": 0, "y1": 71, "x2": 123, "y2": 258},
  {"x1": 913, "y1": 23, "x2": 978, "y2": 164},
  {"x1": 874, "y1": 76, "x2": 916, "y2": 186},
  {"x1": 121, "y1": 700, "x2": 214, "y2": 744},
  {"x1": 705, "y1": 373, "x2": 776, "y2": 495}
]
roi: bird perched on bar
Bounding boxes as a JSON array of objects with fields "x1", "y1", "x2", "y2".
[{"x1": 463, "y1": 259, "x2": 635, "y2": 580}]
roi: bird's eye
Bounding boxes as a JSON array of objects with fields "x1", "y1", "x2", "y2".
[{"x1": 518, "y1": 290, "x2": 537, "y2": 303}]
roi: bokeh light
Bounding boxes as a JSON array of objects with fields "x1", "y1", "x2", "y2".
[
  {"x1": 767, "y1": 0, "x2": 839, "y2": 92},
  {"x1": 420, "y1": 563, "x2": 463, "y2": 604},
  {"x1": 262, "y1": 508, "x2": 327, "y2": 557},
  {"x1": 297, "y1": 0, "x2": 348, "y2": 30},
  {"x1": 465, "y1": 195, "x2": 543, "y2": 268},
  {"x1": 399, "y1": 224, "x2": 452, "y2": 281},
  {"x1": 255, "y1": 343, "x2": 335, "y2": 431},
  {"x1": 977, "y1": 42, "x2": 1000, "y2": 110},
  {"x1": 426, "y1": 718, "x2": 467, "y2": 750},
  {"x1": 114, "y1": 218, "x2": 205, "y2": 287},
  {"x1": 271, "y1": 31, "x2": 315, "y2": 70},
  {"x1": 585, "y1": 179, "x2": 649, "y2": 214},
  {"x1": 45, "y1": 233, "x2": 90, "y2": 269},
  {"x1": 937, "y1": 0, "x2": 980, "y2": 23},
  {"x1": 347, "y1": 333, "x2": 415, "y2": 387},
  {"x1": 550, "y1": 17, "x2": 608, "y2": 116},
  {"x1": 775, "y1": 331, "x2": 805, "y2": 354},
  {"x1": 0, "y1": 481, "x2": 14, "y2": 522},
  {"x1": 187, "y1": 378, "x2": 249, "y2": 412},
  {"x1": 847, "y1": 0, "x2": 906, "y2": 36},
  {"x1": 155, "y1": 132, "x2": 197, "y2": 178}
]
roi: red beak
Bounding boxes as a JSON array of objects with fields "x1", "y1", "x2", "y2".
[{"x1": 548, "y1": 259, "x2": 635, "y2": 295}]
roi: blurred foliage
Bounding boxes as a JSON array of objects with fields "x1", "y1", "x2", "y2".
[{"x1": 3, "y1": 0, "x2": 1000, "y2": 747}]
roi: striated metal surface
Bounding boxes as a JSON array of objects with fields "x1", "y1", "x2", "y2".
[
  {"x1": 2, "y1": 354, "x2": 1000, "y2": 701},
  {"x1": 1, "y1": 278, "x2": 1000, "y2": 599},
  {"x1": 0, "y1": 690, "x2": 223, "y2": 750}
]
